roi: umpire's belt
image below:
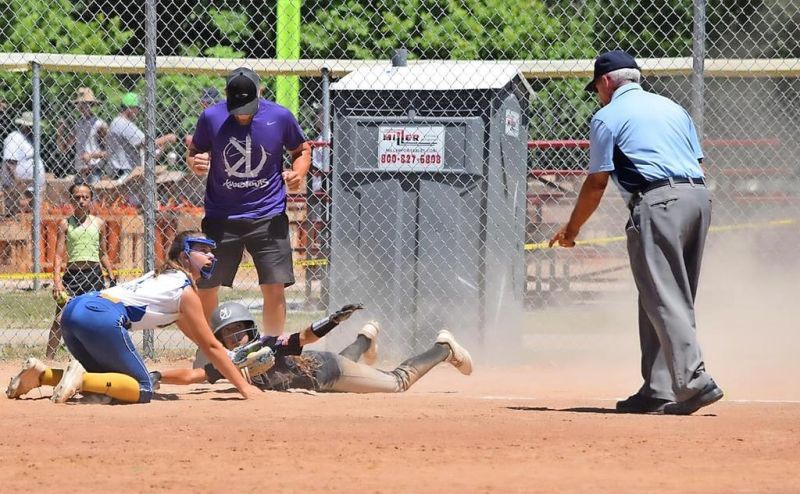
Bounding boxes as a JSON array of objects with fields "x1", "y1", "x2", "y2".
[{"x1": 628, "y1": 177, "x2": 705, "y2": 210}]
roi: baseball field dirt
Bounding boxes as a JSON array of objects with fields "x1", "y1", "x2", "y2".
[
  {"x1": 2, "y1": 237, "x2": 798, "y2": 493},
  {"x1": 1, "y1": 359, "x2": 798, "y2": 493}
]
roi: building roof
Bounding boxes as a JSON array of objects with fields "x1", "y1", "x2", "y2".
[{"x1": 331, "y1": 61, "x2": 524, "y2": 91}]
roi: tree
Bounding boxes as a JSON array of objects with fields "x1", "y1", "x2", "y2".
[
  {"x1": 0, "y1": 0, "x2": 133, "y2": 174},
  {"x1": 0, "y1": 0, "x2": 132, "y2": 104}
]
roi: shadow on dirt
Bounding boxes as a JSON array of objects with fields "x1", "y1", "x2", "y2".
[
  {"x1": 506, "y1": 405, "x2": 717, "y2": 417},
  {"x1": 507, "y1": 405, "x2": 619, "y2": 414}
]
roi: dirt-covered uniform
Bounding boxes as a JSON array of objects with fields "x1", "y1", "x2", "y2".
[{"x1": 197, "y1": 302, "x2": 471, "y2": 393}]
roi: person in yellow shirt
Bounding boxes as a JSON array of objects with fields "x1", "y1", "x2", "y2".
[{"x1": 47, "y1": 181, "x2": 116, "y2": 359}]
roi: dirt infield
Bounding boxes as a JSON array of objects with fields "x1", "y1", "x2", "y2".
[
  {"x1": 1, "y1": 360, "x2": 798, "y2": 494},
  {"x1": 2, "y1": 236, "x2": 799, "y2": 493}
]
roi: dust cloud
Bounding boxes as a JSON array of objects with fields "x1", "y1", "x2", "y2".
[
  {"x1": 496, "y1": 226, "x2": 800, "y2": 402},
  {"x1": 697, "y1": 227, "x2": 800, "y2": 400}
]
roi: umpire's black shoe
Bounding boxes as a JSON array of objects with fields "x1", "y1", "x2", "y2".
[
  {"x1": 663, "y1": 382, "x2": 724, "y2": 416},
  {"x1": 615, "y1": 393, "x2": 671, "y2": 414}
]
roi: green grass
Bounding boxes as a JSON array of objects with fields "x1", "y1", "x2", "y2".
[
  {"x1": 0, "y1": 344, "x2": 70, "y2": 361},
  {"x1": 0, "y1": 290, "x2": 56, "y2": 329},
  {"x1": 0, "y1": 288, "x2": 323, "y2": 327},
  {"x1": 0, "y1": 343, "x2": 200, "y2": 363},
  {"x1": 0, "y1": 287, "x2": 324, "y2": 361}
]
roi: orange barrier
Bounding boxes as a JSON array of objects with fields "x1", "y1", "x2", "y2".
[{"x1": 0, "y1": 199, "x2": 312, "y2": 276}]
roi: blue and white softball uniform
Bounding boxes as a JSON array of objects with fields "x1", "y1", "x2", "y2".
[{"x1": 60, "y1": 270, "x2": 192, "y2": 403}]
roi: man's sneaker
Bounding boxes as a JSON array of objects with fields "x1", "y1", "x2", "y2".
[
  {"x1": 436, "y1": 330, "x2": 473, "y2": 376},
  {"x1": 6, "y1": 357, "x2": 47, "y2": 399},
  {"x1": 358, "y1": 321, "x2": 380, "y2": 366},
  {"x1": 615, "y1": 392, "x2": 671, "y2": 414},
  {"x1": 51, "y1": 359, "x2": 85, "y2": 404},
  {"x1": 663, "y1": 381, "x2": 724, "y2": 415}
]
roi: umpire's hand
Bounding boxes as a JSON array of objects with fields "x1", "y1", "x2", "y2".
[
  {"x1": 190, "y1": 152, "x2": 211, "y2": 175},
  {"x1": 549, "y1": 225, "x2": 578, "y2": 248}
]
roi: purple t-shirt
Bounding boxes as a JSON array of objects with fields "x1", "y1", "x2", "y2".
[{"x1": 191, "y1": 99, "x2": 307, "y2": 219}]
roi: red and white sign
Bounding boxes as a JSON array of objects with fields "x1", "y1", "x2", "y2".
[
  {"x1": 505, "y1": 109, "x2": 520, "y2": 137},
  {"x1": 377, "y1": 126, "x2": 445, "y2": 170}
]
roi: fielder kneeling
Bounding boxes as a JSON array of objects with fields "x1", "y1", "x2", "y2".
[{"x1": 6, "y1": 231, "x2": 264, "y2": 403}]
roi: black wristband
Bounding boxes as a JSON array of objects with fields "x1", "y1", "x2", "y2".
[
  {"x1": 204, "y1": 363, "x2": 223, "y2": 384},
  {"x1": 310, "y1": 316, "x2": 337, "y2": 338},
  {"x1": 262, "y1": 333, "x2": 303, "y2": 357},
  {"x1": 279, "y1": 333, "x2": 303, "y2": 356}
]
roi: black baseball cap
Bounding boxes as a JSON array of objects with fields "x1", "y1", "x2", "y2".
[
  {"x1": 226, "y1": 67, "x2": 260, "y2": 115},
  {"x1": 584, "y1": 50, "x2": 640, "y2": 92}
]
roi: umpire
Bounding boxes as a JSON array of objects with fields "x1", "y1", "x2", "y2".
[{"x1": 550, "y1": 50, "x2": 723, "y2": 415}]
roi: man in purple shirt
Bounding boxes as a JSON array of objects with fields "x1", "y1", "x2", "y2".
[{"x1": 187, "y1": 67, "x2": 311, "y2": 336}]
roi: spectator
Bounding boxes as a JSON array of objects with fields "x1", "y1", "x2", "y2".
[
  {"x1": 47, "y1": 181, "x2": 116, "y2": 359},
  {"x1": 56, "y1": 87, "x2": 108, "y2": 184},
  {"x1": 185, "y1": 88, "x2": 223, "y2": 149},
  {"x1": 1, "y1": 111, "x2": 45, "y2": 216},
  {"x1": 0, "y1": 98, "x2": 10, "y2": 144},
  {"x1": 106, "y1": 92, "x2": 176, "y2": 182},
  {"x1": 199, "y1": 87, "x2": 221, "y2": 110}
]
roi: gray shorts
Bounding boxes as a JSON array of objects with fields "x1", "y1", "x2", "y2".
[{"x1": 197, "y1": 213, "x2": 295, "y2": 289}]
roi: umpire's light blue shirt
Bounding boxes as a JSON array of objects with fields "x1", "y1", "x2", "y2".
[{"x1": 588, "y1": 83, "x2": 704, "y2": 200}]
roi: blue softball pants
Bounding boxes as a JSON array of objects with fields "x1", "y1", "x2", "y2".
[{"x1": 60, "y1": 294, "x2": 153, "y2": 403}]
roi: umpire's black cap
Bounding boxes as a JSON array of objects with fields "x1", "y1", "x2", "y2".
[
  {"x1": 226, "y1": 67, "x2": 260, "y2": 115},
  {"x1": 585, "y1": 50, "x2": 640, "y2": 92}
]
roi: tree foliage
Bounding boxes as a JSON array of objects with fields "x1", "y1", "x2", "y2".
[
  {"x1": 302, "y1": 0, "x2": 598, "y2": 60},
  {"x1": 6, "y1": 0, "x2": 785, "y2": 151},
  {"x1": 0, "y1": 0, "x2": 132, "y2": 106}
]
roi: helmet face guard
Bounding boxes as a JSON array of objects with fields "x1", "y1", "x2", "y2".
[
  {"x1": 215, "y1": 321, "x2": 259, "y2": 349},
  {"x1": 211, "y1": 302, "x2": 259, "y2": 348},
  {"x1": 183, "y1": 237, "x2": 217, "y2": 279}
]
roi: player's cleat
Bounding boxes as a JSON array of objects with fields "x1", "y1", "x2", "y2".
[
  {"x1": 51, "y1": 359, "x2": 85, "y2": 404},
  {"x1": 436, "y1": 330, "x2": 473, "y2": 376},
  {"x1": 358, "y1": 320, "x2": 381, "y2": 366},
  {"x1": 6, "y1": 357, "x2": 47, "y2": 399}
]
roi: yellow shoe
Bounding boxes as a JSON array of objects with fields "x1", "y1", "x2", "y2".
[{"x1": 6, "y1": 358, "x2": 47, "y2": 399}]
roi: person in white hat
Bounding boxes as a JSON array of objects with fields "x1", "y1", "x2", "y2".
[
  {"x1": 1, "y1": 111, "x2": 45, "y2": 216},
  {"x1": 56, "y1": 87, "x2": 108, "y2": 184}
]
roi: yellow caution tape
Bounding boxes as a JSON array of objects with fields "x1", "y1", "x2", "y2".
[
  {"x1": 0, "y1": 272, "x2": 53, "y2": 281},
  {"x1": 240, "y1": 258, "x2": 329, "y2": 268},
  {"x1": 525, "y1": 218, "x2": 797, "y2": 251},
  {"x1": 0, "y1": 219, "x2": 794, "y2": 279},
  {"x1": 293, "y1": 258, "x2": 329, "y2": 267},
  {"x1": 0, "y1": 258, "x2": 330, "y2": 281},
  {"x1": 0, "y1": 267, "x2": 144, "y2": 281}
]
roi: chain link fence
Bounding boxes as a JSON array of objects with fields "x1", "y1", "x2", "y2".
[{"x1": 0, "y1": 0, "x2": 798, "y2": 358}]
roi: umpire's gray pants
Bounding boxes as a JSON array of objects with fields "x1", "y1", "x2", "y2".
[{"x1": 626, "y1": 182, "x2": 713, "y2": 402}]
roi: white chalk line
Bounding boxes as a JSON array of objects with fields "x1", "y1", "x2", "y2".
[{"x1": 478, "y1": 396, "x2": 800, "y2": 404}]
